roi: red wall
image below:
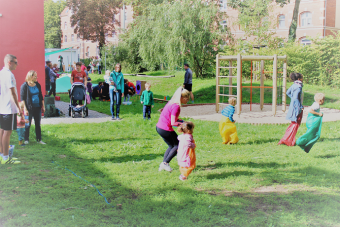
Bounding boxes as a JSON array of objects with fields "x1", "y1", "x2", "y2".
[{"x1": 0, "y1": 0, "x2": 45, "y2": 99}]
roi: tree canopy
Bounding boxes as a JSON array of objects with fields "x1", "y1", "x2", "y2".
[
  {"x1": 44, "y1": 0, "x2": 67, "y2": 48},
  {"x1": 68, "y1": 0, "x2": 122, "y2": 54},
  {"x1": 114, "y1": 0, "x2": 226, "y2": 77}
]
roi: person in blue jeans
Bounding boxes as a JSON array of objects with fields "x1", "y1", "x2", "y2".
[
  {"x1": 20, "y1": 70, "x2": 46, "y2": 145},
  {"x1": 109, "y1": 63, "x2": 124, "y2": 120},
  {"x1": 140, "y1": 83, "x2": 154, "y2": 119}
]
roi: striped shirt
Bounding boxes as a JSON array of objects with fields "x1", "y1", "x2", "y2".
[{"x1": 221, "y1": 105, "x2": 235, "y2": 122}]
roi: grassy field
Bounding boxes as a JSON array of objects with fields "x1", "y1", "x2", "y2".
[{"x1": 1, "y1": 71, "x2": 340, "y2": 226}]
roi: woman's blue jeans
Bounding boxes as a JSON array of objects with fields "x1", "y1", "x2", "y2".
[{"x1": 110, "y1": 89, "x2": 122, "y2": 117}]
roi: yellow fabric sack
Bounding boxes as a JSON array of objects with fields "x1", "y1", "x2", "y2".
[{"x1": 219, "y1": 116, "x2": 239, "y2": 144}]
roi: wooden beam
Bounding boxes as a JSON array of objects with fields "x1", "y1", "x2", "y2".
[
  {"x1": 216, "y1": 54, "x2": 220, "y2": 113},
  {"x1": 229, "y1": 61, "x2": 233, "y2": 95},
  {"x1": 237, "y1": 54, "x2": 242, "y2": 116},
  {"x1": 282, "y1": 60, "x2": 287, "y2": 112},
  {"x1": 272, "y1": 54, "x2": 278, "y2": 116},
  {"x1": 260, "y1": 60, "x2": 264, "y2": 110}
]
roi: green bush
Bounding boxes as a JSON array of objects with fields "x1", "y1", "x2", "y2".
[{"x1": 80, "y1": 58, "x2": 91, "y2": 66}]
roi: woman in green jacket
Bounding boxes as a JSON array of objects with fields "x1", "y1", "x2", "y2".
[{"x1": 109, "y1": 63, "x2": 124, "y2": 120}]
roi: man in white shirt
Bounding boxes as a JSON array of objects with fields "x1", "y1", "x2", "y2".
[{"x1": 0, "y1": 54, "x2": 23, "y2": 164}]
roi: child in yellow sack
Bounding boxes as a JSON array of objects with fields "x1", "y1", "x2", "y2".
[
  {"x1": 177, "y1": 122, "x2": 196, "y2": 181},
  {"x1": 219, "y1": 97, "x2": 239, "y2": 144}
]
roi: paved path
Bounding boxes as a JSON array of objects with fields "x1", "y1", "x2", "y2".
[
  {"x1": 180, "y1": 104, "x2": 340, "y2": 124},
  {"x1": 41, "y1": 101, "x2": 111, "y2": 125}
]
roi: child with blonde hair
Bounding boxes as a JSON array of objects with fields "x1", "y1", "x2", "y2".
[
  {"x1": 219, "y1": 97, "x2": 239, "y2": 144},
  {"x1": 17, "y1": 101, "x2": 26, "y2": 146},
  {"x1": 296, "y1": 93, "x2": 325, "y2": 153},
  {"x1": 140, "y1": 83, "x2": 154, "y2": 119},
  {"x1": 177, "y1": 121, "x2": 196, "y2": 181}
]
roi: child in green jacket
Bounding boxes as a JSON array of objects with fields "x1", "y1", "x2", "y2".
[{"x1": 140, "y1": 83, "x2": 154, "y2": 119}]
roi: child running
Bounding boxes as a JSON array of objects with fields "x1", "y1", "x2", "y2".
[
  {"x1": 17, "y1": 101, "x2": 26, "y2": 146},
  {"x1": 219, "y1": 97, "x2": 239, "y2": 144},
  {"x1": 296, "y1": 93, "x2": 325, "y2": 153},
  {"x1": 140, "y1": 83, "x2": 154, "y2": 120},
  {"x1": 278, "y1": 72, "x2": 304, "y2": 146},
  {"x1": 177, "y1": 121, "x2": 196, "y2": 181}
]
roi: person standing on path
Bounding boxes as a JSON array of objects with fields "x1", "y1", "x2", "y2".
[
  {"x1": 21, "y1": 70, "x2": 46, "y2": 145},
  {"x1": 0, "y1": 54, "x2": 23, "y2": 164},
  {"x1": 183, "y1": 64, "x2": 194, "y2": 104},
  {"x1": 47, "y1": 62, "x2": 57, "y2": 97},
  {"x1": 70, "y1": 62, "x2": 87, "y2": 106},
  {"x1": 45, "y1": 61, "x2": 51, "y2": 95},
  {"x1": 156, "y1": 87, "x2": 190, "y2": 172},
  {"x1": 110, "y1": 63, "x2": 124, "y2": 120}
]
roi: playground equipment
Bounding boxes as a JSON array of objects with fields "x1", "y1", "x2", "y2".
[{"x1": 216, "y1": 54, "x2": 288, "y2": 116}]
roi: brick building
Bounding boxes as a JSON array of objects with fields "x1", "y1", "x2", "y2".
[
  {"x1": 60, "y1": 5, "x2": 133, "y2": 59},
  {"x1": 220, "y1": 0, "x2": 340, "y2": 44}
]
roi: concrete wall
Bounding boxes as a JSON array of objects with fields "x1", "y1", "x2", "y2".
[{"x1": 0, "y1": 0, "x2": 45, "y2": 98}]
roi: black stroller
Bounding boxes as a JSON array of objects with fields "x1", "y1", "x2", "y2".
[{"x1": 68, "y1": 82, "x2": 89, "y2": 118}]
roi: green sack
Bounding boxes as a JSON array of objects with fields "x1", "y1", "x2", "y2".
[{"x1": 296, "y1": 113, "x2": 323, "y2": 153}]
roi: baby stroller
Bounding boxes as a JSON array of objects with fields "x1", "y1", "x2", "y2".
[{"x1": 68, "y1": 82, "x2": 89, "y2": 118}]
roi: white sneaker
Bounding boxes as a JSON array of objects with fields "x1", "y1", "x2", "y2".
[
  {"x1": 158, "y1": 162, "x2": 173, "y2": 172},
  {"x1": 37, "y1": 141, "x2": 46, "y2": 145},
  {"x1": 24, "y1": 141, "x2": 29, "y2": 145}
]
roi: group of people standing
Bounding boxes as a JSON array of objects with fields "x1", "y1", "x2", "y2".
[{"x1": 0, "y1": 54, "x2": 47, "y2": 164}]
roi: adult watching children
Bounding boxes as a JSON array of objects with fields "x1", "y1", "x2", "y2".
[
  {"x1": 183, "y1": 63, "x2": 194, "y2": 104},
  {"x1": 156, "y1": 87, "x2": 190, "y2": 172},
  {"x1": 92, "y1": 82, "x2": 103, "y2": 100},
  {"x1": 70, "y1": 62, "x2": 87, "y2": 105},
  {"x1": 0, "y1": 54, "x2": 23, "y2": 164},
  {"x1": 21, "y1": 70, "x2": 46, "y2": 145}
]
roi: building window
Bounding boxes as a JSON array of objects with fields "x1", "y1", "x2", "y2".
[
  {"x1": 77, "y1": 35, "x2": 80, "y2": 42},
  {"x1": 301, "y1": 38, "x2": 312, "y2": 45},
  {"x1": 112, "y1": 31, "x2": 116, "y2": 37},
  {"x1": 220, "y1": 0, "x2": 227, "y2": 10},
  {"x1": 112, "y1": 14, "x2": 115, "y2": 24},
  {"x1": 64, "y1": 22, "x2": 67, "y2": 30},
  {"x1": 64, "y1": 35, "x2": 67, "y2": 42},
  {"x1": 86, "y1": 47, "x2": 90, "y2": 57},
  {"x1": 301, "y1": 12, "x2": 312, "y2": 27},
  {"x1": 220, "y1": 20, "x2": 227, "y2": 30},
  {"x1": 71, "y1": 34, "x2": 74, "y2": 42},
  {"x1": 278, "y1": 15, "x2": 285, "y2": 28}
]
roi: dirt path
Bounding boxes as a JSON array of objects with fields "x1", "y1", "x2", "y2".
[{"x1": 180, "y1": 104, "x2": 340, "y2": 124}]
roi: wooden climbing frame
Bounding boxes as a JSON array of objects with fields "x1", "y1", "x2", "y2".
[{"x1": 216, "y1": 54, "x2": 288, "y2": 116}]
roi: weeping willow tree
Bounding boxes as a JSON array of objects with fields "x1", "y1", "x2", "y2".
[{"x1": 124, "y1": 0, "x2": 226, "y2": 78}]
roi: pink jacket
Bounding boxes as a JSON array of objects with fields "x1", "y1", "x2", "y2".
[{"x1": 177, "y1": 134, "x2": 196, "y2": 167}]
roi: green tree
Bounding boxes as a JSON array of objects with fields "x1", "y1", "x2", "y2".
[
  {"x1": 124, "y1": 0, "x2": 166, "y2": 17},
  {"x1": 44, "y1": 0, "x2": 67, "y2": 48},
  {"x1": 120, "y1": 0, "x2": 225, "y2": 77},
  {"x1": 68, "y1": 0, "x2": 121, "y2": 57},
  {"x1": 288, "y1": 0, "x2": 301, "y2": 41}
]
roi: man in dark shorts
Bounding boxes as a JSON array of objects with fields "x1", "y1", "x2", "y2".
[
  {"x1": 183, "y1": 63, "x2": 194, "y2": 103},
  {"x1": 0, "y1": 54, "x2": 23, "y2": 164}
]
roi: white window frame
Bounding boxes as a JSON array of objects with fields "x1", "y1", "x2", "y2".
[
  {"x1": 220, "y1": 0, "x2": 227, "y2": 10},
  {"x1": 278, "y1": 15, "x2": 285, "y2": 29},
  {"x1": 64, "y1": 22, "x2": 67, "y2": 30},
  {"x1": 71, "y1": 34, "x2": 74, "y2": 42},
  {"x1": 220, "y1": 20, "x2": 227, "y2": 30},
  {"x1": 64, "y1": 35, "x2": 67, "y2": 42},
  {"x1": 86, "y1": 47, "x2": 90, "y2": 57},
  {"x1": 301, "y1": 12, "x2": 312, "y2": 27}
]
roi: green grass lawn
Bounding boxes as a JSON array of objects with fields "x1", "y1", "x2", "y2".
[{"x1": 1, "y1": 71, "x2": 340, "y2": 226}]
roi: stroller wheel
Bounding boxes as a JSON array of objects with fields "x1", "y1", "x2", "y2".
[
  {"x1": 82, "y1": 109, "x2": 85, "y2": 118},
  {"x1": 68, "y1": 107, "x2": 71, "y2": 116},
  {"x1": 72, "y1": 110, "x2": 75, "y2": 118},
  {"x1": 86, "y1": 107, "x2": 88, "y2": 116}
]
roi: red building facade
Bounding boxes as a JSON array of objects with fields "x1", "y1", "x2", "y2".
[{"x1": 0, "y1": 0, "x2": 45, "y2": 98}]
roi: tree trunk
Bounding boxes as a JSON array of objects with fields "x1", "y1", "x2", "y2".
[{"x1": 288, "y1": 0, "x2": 301, "y2": 42}]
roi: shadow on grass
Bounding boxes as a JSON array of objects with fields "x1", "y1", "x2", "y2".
[
  {"x1": 315, "y1": 154, "x2": 340, "y2": 159},
  {"x1": 96, "y1": 153, "x2": 162, "y2": 163},
  {"x1": 207, "y1": 171, "x2": 254, "y2": 179}
]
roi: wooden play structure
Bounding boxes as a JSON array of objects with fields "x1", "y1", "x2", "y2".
[{"x1": 216, "y1": 54, "x2": 288, "y2": 116}]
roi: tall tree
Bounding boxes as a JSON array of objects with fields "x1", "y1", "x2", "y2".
[
  {"x1": 288, "y1": 0, "x2": 301, "y2": 41},
  {"x1": 124, "y1": 0, "x2": 166, "y2": 17},
  {"x1": 120, "y1": 0, "x2": 225, "y2": 78},
  {"x1": 44, "y1": 0, "x2": 67, "y2": 48},
  {"x1": 68, "y1": 0, "x2": 122, "y2": 57}
]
